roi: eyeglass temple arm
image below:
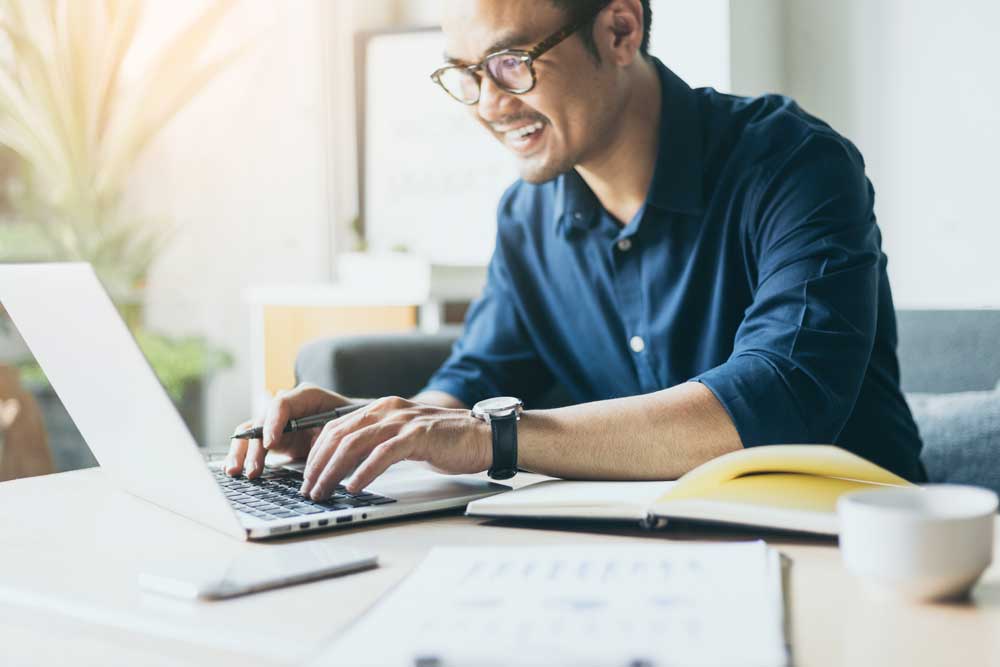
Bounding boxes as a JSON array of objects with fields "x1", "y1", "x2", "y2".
[{"x1": 529, "y1": 0, "x2": 613, "y2": 60}]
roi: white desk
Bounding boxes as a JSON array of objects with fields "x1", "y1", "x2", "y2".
[{"x1": 2, "y1": 468, "x2": 998, "y2": 666}]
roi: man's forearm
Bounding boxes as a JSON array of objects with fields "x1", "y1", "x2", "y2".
[{"x1": 518, "y1": 382, "x2": 742, "y2": 480}]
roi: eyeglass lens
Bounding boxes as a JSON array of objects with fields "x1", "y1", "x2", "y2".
[
  {"x1": 439, "y1": 54, "x2": 534, "y2": 103},
  {"x1": 485, "y1": 54, "x2": 533, "y2": 93},
  {"x1": 438, "y1": 67, "x2": 482, "y2": 104}
]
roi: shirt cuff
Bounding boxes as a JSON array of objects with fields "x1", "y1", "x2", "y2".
[{"x1": 693, "y1": 353, "x2": 813, "y2": 447}]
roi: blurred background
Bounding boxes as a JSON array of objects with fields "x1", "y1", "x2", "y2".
[{"x1": 0, "y1": 0, "x2": 997, "y2": 479}]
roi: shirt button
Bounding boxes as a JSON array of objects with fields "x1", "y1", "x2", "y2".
[
  {"x1": 629, "y1": 336, "x2": 646, "y2": 353},
  {"x1": 573, "y1": 212, "x2": 584, "y2": 220},
  {"x1": 617, "y1": 238, "x2": 633, "y2": 252}
]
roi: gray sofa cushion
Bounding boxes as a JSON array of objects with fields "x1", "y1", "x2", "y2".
[
  {"x1": 906, "y1": 385, "x2": 1000, "y2": 495},
  {"x1": 896, "y1": 310, "x2": 1000, "y2": 393},
  {"x1": 296, "y1": 331, "x2": 461, "y2": 400}
]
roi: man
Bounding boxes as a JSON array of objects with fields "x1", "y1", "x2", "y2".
[{"x1": 225, "y1": 0, "x2": 925, "y2": 500}]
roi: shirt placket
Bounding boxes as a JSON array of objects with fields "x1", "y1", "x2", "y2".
[{"x1": 610, "y1": 227, "x2": 659, "y2": 394}]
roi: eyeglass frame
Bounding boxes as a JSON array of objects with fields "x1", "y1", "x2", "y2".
[{"x1": 429, "y1": 0, "x2": 612, "y2": 105}]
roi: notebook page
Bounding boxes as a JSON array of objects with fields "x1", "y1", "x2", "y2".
[
  {"x1": 466, "y1": 479, "x2": 674, "y2": 519},
  {"x1": 311, "y1": 542, "x2": 788, "y2": 667}
]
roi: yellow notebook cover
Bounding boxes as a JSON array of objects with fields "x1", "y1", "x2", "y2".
[
  {"x1": 649, "y1": 445, "x2": 913, "y2": 534},
  {"x1": 467, "y1": 445, "x2": 914, "y2": 536}
]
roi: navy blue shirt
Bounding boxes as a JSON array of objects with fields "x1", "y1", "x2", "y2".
[{"x1": 425, "y1": 59, "x2": 926, "y2": 481}]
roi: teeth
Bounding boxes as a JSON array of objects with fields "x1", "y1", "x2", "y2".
[{"x1": 505, "y1": 122, "x2": 543, "y2": 141}]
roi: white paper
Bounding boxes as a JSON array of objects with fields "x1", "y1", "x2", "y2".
[{"x1": 311, "y1": 542, "x2": 788, "y2": 667}]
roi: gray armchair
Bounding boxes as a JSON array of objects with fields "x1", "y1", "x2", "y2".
[{"x1": 296, "y1": 311, "x2": 1000, "y2": 493}]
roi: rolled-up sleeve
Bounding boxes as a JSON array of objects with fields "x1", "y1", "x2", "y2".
[
  {"x1": 694, "y1": 135, "x2": 880, "y2": 446},
  {"x1": 422, "y1": 228, "x2": 554, "y2": 407}
]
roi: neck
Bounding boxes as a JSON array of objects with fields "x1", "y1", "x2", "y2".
[{"x1": 575, "y1": 58, "x2": 662, "y2": 226}]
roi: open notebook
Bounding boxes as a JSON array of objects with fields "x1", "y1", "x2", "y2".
[{"x1": 467, "y1": 445, "x2": 913, "y2": 535}]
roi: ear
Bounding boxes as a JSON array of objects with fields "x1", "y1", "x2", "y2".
[
  {"x1": 596, "y1": 0, "x2": 644, "y2": 66},
  {"x1": 0, "y1": 399, "x2": 19, "y2": 430}
]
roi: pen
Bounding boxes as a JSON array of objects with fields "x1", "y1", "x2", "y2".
[{"x1": 230, "y1": 403, "x2": 368, "y2": 441}]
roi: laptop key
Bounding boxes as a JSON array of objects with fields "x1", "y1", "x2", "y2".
[
  {"x1": 370, "y1": 497, "x2": 398, "y2": 505},
  {"x1": 316, "y1": 502, "x2": 351, "y2": 511}
]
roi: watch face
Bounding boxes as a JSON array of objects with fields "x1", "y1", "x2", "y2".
[{"x1": 474, "y1": 396, "x2": 522, "y2": 415}]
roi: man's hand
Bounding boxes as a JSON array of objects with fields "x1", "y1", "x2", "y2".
[
  {"x1": 299, "y1": 396, "x2": 492, "y2": 500},
  {"x1": 224, "y1": 383, "x2": 353, "y2": 479}
]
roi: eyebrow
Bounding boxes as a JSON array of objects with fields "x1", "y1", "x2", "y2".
[{"x1": 443, "y1": 31, "x2": 535, "y2": 65}]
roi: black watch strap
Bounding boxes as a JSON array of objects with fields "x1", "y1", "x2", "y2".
[{"x1": 487, "y1": 411, "x2": 518, "y2": 480}]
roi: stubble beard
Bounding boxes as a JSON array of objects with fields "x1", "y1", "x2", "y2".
[{"x1": 516, "y1": 149, "x2": 578, "y2": 185}]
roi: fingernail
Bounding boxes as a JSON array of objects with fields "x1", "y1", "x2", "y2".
[
  {"x1": 246, "y1": 463, "x2": 256, "y2": 477},
  {"x1": 310, "y1": 489, "x2": 323, "y2": 502},
  {"x1": 300, "y1": 481, "x2": 311, "y2": 496}
]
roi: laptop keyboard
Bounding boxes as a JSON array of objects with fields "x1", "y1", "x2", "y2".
[{"x1": 212, "y1": 467, "x2": 396, "y2": 522}]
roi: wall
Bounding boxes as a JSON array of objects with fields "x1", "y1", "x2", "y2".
[
  {"x1": 729, "y1": 0, "x2": 787, "y2": 96},
  {"x1": 781, "y1": 0, "x2": 1000, "y2": 308},
  {"x1": 649, "y1": 0, "x2": 731, "y2": 90},
  {"x1": 132, "y1": 1, "x2": 335, "y2": 447},
  {"x1": 119, "y1": 0, "x2": 418, "y2": 448}
]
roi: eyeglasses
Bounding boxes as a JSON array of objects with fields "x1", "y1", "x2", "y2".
[{"x1": 430, "y1": 1, "x2": 611, "y2": 105}]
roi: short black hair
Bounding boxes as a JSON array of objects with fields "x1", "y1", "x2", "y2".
[{"x1": 548, "y1": 0, "x2": 652, "y2": 61}]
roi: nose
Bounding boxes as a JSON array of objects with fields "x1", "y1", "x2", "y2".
[{"x1": 477, "y1": 75, "x2": 519, "y2": 123}]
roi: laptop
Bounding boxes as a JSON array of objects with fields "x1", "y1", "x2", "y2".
[{"x1": 0, "y1": 263, "x2": 508, "y2": 540}]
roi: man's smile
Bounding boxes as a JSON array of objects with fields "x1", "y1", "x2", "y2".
[{"x1": 496, "y1": 119, "x2": 548, "y2": 154}]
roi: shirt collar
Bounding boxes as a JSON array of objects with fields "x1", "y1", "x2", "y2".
[
  {"x1": 554, "y1": 170, "x2": 600, "y2": 234},
  {"x1": 646, "y1": 58, "x2": 706, "y2": 217},
  {"x1": 554, "y1": 58, "x2": 706, "y2": 236}
]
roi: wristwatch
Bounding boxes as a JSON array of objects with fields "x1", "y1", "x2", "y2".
[{"x1": 471, "y1": 397, "x2": 523, "y2": 480}]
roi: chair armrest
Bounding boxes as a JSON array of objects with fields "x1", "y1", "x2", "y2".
[{"x1": 295, "y1": 331, "x2": 460, "y2": 400}]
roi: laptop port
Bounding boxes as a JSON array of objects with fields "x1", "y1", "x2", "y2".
[
  {"x1": 299, "y1": 522, "x2": 310, "y2": 529},
  {"x1": 336, "y1": 515, "x2": 353, "y2": 524},
  {"x1": 318, "y1": 519, "x2": 329, "y2": 526}
]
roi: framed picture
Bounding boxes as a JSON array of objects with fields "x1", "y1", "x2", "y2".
[{"x1": 355, "y1": 28, "x2": 518, "y2": 264}]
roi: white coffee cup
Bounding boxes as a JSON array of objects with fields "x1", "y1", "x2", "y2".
[{"x1": 838, "y1": 484, "x2": 998, "y2": 601}]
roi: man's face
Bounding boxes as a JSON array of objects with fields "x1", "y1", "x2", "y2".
[{"x1": 441, "y1": 0, "x2": 617, "y2": 184}]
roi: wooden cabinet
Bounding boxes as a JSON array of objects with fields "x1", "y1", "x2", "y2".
[
  {"x1": 261, "y1": 303, "x2": 417, "y2": 396},
  {"x1": 246, "y1": 255, "x2": 487, "y2": 413}
]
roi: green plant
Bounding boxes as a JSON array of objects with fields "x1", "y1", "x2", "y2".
[
  {"x1": 0, "y1": 0, "x2": 244, "y2": 406},
  {"x1": 0, "y1": 0, "x2": 242, "y2": 297}
]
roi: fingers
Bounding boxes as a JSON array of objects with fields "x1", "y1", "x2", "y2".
[
  {"x1": 296, "y1": 396, "x2": 417, "y2": 499},
  {"x1": 300, "y1": 397, "x2": 408, "y2": 498},
  {"x1": 306, "y1": 421, "x2": 391, "y2": 500},
  {"x1": 244, "y1": 423, "x2": 266, "y2": 479},
  {"x1": 224, "y1": 421, "x2": 254, "y2": 476},
  {"x1": 347, "y1": 436, "x2": 412, "y2": 493},
  {"x1": 302, "y1": 407, "x2": 365, "y2": 477},
  {"x1": 261, "y1": 388, "x2": 292, "y2": 451},
  {"x1": 262, "y1": 384, "x2": 351, "y2": 453}
]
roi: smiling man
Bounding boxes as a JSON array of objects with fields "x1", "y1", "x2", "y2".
[{"x1": 225, "y1": 0, "x2": 926, "y2": 499}]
